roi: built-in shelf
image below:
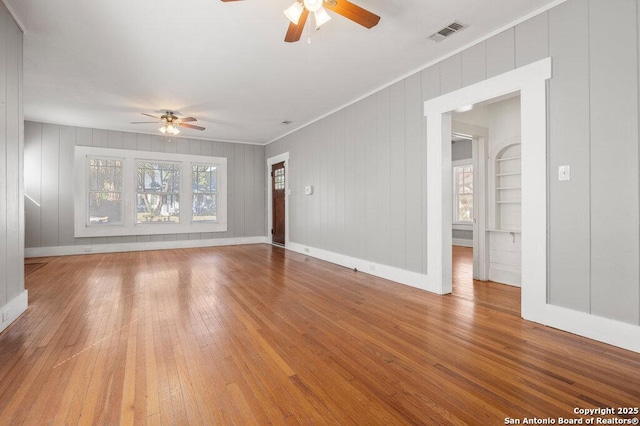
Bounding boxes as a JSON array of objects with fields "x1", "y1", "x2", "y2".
[{"x1": 494, "y1": 143, "x2": 521, "y2": 232}]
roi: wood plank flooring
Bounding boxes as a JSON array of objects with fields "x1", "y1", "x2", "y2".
[{"x1": 1, "y1": 244, "x2": 639, "y2": 424}]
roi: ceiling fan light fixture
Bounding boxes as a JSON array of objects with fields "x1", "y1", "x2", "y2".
[
  {"x1": 314, "y1": 6, "x2": 331, "y2": 28},
  {"x1": 284, "y1": 2, "x2": 304, "y2": 24},
  {"x1": 303, "y1": 0, "x2": 323, "y2": 12},
  {"x1": 159, "y1": 126, "x2": 167, "y2": 134}
]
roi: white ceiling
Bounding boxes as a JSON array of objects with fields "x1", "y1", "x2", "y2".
[{"x1": 8, "y1": 0, "x2": 558, "y2": 144}]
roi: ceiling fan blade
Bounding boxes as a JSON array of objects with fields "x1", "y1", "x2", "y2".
[
  {"x1": 131, "y1": 121, "x2": 160, "y2": 124},
  {"x1": 220, "y1": 0, "x2": 244, "y2": 2},
  {"x1": 325, "y1": 0, "x2": 380, "y2": 29},
  {"x1": 179, "y1": 123, "x2": 206, "y2": 131},
  {"x1": 176, "y1": 117, "x2": 197, "y2": 123},
  {"x1": 284, "y1": 9, "x2": 309, "y2": 43},
  {"x1": 141, "y1": 113, "x2": 160, "y2": 119}
]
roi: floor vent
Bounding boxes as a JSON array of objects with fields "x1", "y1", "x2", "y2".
[{"x1": 428, "y1": 21, "x2": 467, "y2": 42}]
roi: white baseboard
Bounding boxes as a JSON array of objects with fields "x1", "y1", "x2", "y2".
[
  {"x1": 25, "y1": 236, "x2": 269, "y2": 258},
  {"x1": 0, "y1": 290, "x2": 28, "y2": 334},
  {"x1": 452, "y1": 238, "x2": 473, "y2": 247},
  {"x1": 286, "y1": 242, "x2": 439, "y2": 293},
  {"x1": 524, "y1": 303, "x2": 640, "y2": 354}
]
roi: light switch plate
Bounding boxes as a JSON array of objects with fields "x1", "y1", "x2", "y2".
[
  {"x1": 559, "y1": 165, "x2": 570, "y2": 181},
  {"x1": 304, "y1": 185, "x2": 313, "y2": 195}
]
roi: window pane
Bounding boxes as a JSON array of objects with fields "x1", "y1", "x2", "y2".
[
  {"x1": 192, "y1": 194, "x2": 217, "y2": 222},
  {"x1": 457, "y1": 194, "x2": 473, "y2": 221},
  {"x1": 89, "y1": 192, "x2": 122, "y2": 224},
  {"x1": 136, "y1": 161, "x2": 181, "y2": 223},
  {"x1": 192, "y1": 165, "x2": 217, "y2": 222},
  {"x1": 136, "y1": 194, "x2": 180, "y2": 223}
]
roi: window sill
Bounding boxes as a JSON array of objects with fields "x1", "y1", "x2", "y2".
[{"x1": 452, "y1": 223, "x2": 473, "y2": 231}]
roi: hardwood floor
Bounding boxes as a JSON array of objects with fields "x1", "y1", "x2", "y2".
[
  {"x1": 452, "y1": 245, "x2": 521, "y2": 315},
  {"x1": 1, "y1": 244, "x2": 638, "y2": 424}
]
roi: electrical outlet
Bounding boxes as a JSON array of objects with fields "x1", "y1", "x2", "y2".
[
  {"x1": 2, "y1": 309, "x2": 10, "y2": 322},
  {"x1": 304, "y1": 247, "x2": 309, "y2": 253},
  {"x1": 83, "y1": 247, "x2": 93, "y2": 253}
]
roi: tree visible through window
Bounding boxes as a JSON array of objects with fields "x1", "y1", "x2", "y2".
[
  {"x1": 454, "y1": 164, "x2": 473, "y2": 222},
  {"x1": 136, "y1": 162, "x2": 181, "y2": 223},
  {"x1": 192, "y1": 165, "x2": 217, "y2": 222},
  {"x1": 88, "y1": 157, "x2": 123, "y2": 225}
]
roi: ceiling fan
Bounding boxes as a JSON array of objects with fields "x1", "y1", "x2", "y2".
[
  {"x1": 131, "y1": 111, "x2": 205, "y2": 135},
  {"x1": 220, "y1": 0, "x2": 380, "y2": 43}
]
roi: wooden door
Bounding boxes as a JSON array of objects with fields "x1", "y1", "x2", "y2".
[{"x1": 271, "y1": 162, "x2": 285, "y2": 245}]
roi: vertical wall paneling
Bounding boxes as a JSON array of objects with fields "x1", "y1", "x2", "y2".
[
  {"x1": 254, "y1": 145, "x2": 265, "y2": 237},
  {"x1": 24, "y1": 122, "x2": 41, "y2": 248},
  {"x1": 107, "y1": 130, "x2": 123, "y2": 149},
  {"x1": 343, "y1": 105, "x2": 356, "y2": 256},
  {"x1": 5, "y1": 13, "x2": 19, "y2": 297},
  {"x1": 588, "y1": 0, "x2": 640, "y2": 324},
  {"x1": 58, "y1": 126, "x2": 76, "y2": 246},
  {"x1": 334, "y1": 112, "x2": 346, "y2": 251},
  {"x1": 373, "y1": 88, "x2": 391, "y2": 265},
  {"x1": 244, "y1": 145, "x2": 255, "y2": 237},
  {"x1": 547, "y1": 0, "x2": 591, "y2": 312},
  {"x1": 2, "y1": 5, "x2": 23, "y2": 305},
  {"x1": 486, "y1": 28, "x2": 516, "y2": 78},
  {"x1": 354, "y1": 99, "x2": 370, "y2": 259},
  {"x1": 404, "y1": 74, "x2": 423, "y2": 273},
  {"x1": 389, "y1": 81, "x2": 406, "y2": 269},
  {"x1": 122, "y1": 132, "x2": 137, "y2": 151},
  {"x1": 41, "y1": 124, "x2": 59, "y2": 247},
  {"x1": 440, "y1": 53, "x2": 462, "y2": 95},
  {"x1": 24, "y1": 122, "x2": 265, "y2": 248},
  {"x1": 92, "y1": 129, "x2": 108, "y2": 148},
  {"x1": 515, "y1": 12, "x2": 549, "y2": 68},
  {"x1": 0, "y1": 5, "x2": 8, "y2": 306},
  {"x1": 461, "y1": 42, "x2": 487, "y2": 87}
]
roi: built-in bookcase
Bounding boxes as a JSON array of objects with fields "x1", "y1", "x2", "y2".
[{"x1": 494, "y1": 143, "x2": 521, "y2": 231}]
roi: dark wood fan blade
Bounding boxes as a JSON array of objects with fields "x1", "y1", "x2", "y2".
[
  {"x1": 141, "y1": 113, "x2": 160, "y2": 119},
  {"x1": 284, "y1": 9, "x2": 309, "y2": 43},
  {"x1": 131, "y1": 121, "x2": 160, "y2": 124},
  {"x1": 325, "y1": 0, "x2": 380, "y2": 29},
  {"x1": 220, "y1": 0, "x2": 244, "y2": 2},
  {"x1": 176, "y1": 117, "x2": 197, "y2": 123},
  {"x1": 179, "y1": 123, "x2": 205, "y2": 131}
]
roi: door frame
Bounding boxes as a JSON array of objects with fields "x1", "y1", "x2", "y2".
[
  {"x1": 452, "y1": 125, "x2": 489, "y2": 281},
  {"x1": 424, "y1": 57, "x2": 551, "y2": 321},
  {"x1": 266, "y1": 152, "x2": 290, "y2": 247}
]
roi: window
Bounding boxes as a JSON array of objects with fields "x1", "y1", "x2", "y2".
[
  {"x1": 136, "y1": 162, "x2": 181, "y2": 223},
  {"x1": 87, "y1": 157, "x2": 124, "y2": 225},
  {"x1": 273, "y1": 167, "x2": 284, "y2": 190},
  {"x1": 192, "y1": 165, "x2": 217, "y2": 222},
  {"x1": 453, "y1": 163, "x2": 473, "y2": 223},
  {"x1": 75, "y1": 146, "x2": 227, "y2": 237}
]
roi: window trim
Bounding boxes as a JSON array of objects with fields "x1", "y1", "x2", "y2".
[
  {"x1": 74, "y1": 146, "x2": 227, "y2": 237},
  {"x1": 86, "y1": 155, "x2": 125, "y2": 227},
  {"x1": 452, "y1": 159, "x2": 473, "y2": 225}
]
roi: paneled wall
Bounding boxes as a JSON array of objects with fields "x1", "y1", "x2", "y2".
[
  {"x1": 0, "y1": 3, "x2": 24, "y2": 327},
  {"x1": 24, "y1": 122, "x2": 266, "y2": 248},
  {"x1": 267, "y1": 0, "x2": 640, "y2": 326}
]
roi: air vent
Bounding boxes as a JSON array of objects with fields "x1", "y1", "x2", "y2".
[{"x1": 428, "y1": 21, "x2": 467, "y2": 42}]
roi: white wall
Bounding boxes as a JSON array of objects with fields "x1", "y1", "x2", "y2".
[
  {"x1": 24, "y1": 122, "x2": 266, "y2": 252},
  {"x1": 266, "y1": 0, "x2": 640, "y2": 328},
  {"x1": 0, "y1": 2, "x2": 25, "y2": 333}
]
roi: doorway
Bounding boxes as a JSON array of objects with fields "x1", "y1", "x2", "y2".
[
  {"x1": 271, "y1": 161, "x2": 286, "y2": 246},
  {"x1": 423, "y1": 58, "x2": 551, "y2": 323},
  {"x1": 267, "y1": 152, "x2": 290, "y2": 248}
]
